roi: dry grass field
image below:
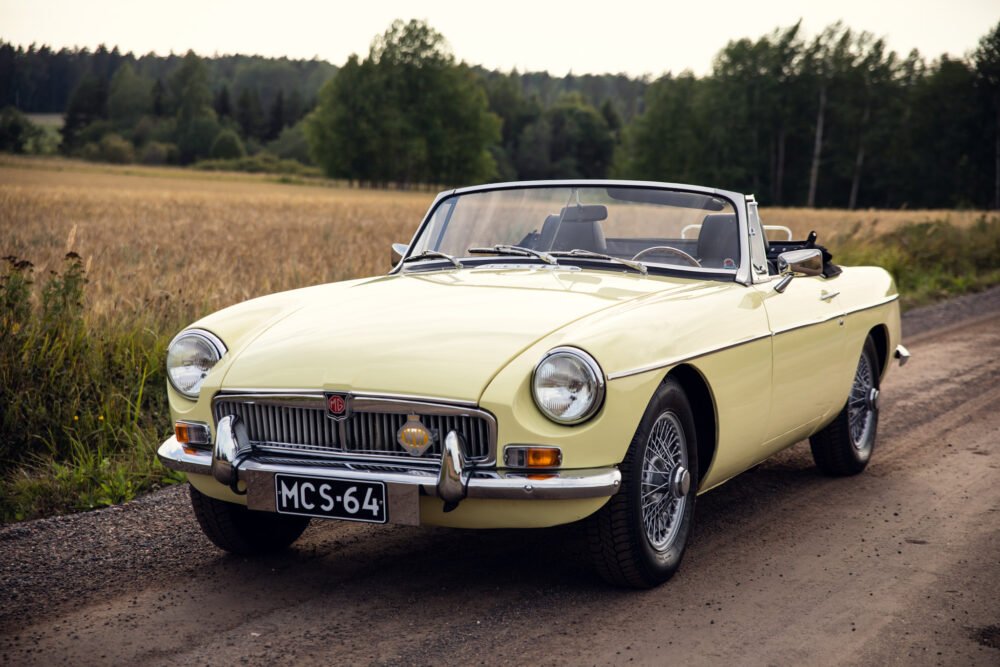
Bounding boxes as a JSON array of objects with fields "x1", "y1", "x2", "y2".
[
  {"x1": 0, "y1": 156, "x2": 432, "y2": 327},
  {"x1": 1, "y1": 155, "x2": 989, "y2": 326}
]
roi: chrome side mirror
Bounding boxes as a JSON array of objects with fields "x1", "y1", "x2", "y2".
[
  {"x1": 390, "y1": 243, "x2": 408, "y2": 268},
  {"x1": 774, "y1": 248, "x2": 823, "y2": 293}
]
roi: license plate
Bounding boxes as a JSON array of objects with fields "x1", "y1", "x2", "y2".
[{"x1": 274, "y1": 474, "x2": 387, "y2": 524}]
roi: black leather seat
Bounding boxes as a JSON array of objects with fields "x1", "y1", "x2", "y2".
[
  {"x1": 537, "y1": 214, "x2": 608, "y2": 253},
  {"x1": 697, "y1": 214, "x2": 739, "y2": 268}
]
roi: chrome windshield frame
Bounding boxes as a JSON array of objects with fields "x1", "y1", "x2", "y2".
[{"x1": 389, "y1": 180, "x2": 752, "y2": 286}]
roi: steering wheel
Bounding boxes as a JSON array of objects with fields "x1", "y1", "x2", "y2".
[{"x1": 631, "y1": 245, "x2": 702, "y2": 267}]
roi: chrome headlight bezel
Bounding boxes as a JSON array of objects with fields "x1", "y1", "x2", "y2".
[
  {"x1": 531, "y1": 346, "x2": 606, "y2": 425},
  {"x1": 166, "y1": 329, "x2": 227, "y2": 399}
]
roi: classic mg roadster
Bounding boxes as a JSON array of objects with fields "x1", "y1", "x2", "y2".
[{"x1": 158, "y1": 180, "x2": 909, "y2": 588}]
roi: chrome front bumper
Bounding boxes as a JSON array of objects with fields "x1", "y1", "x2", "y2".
[{"x1": 157, "y1": 415, "x2": 621, "y2": 506}]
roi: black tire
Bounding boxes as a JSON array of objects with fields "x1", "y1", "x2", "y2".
[
  {"x1": 189, "y1": 485, "x2": 310, "y2": 555},
  {"x1": 587, "y1": 378, "x2": 699, "y2": 589},
  {"x1": 810, "y1": 335, "x2": 880, "y2": 476}
]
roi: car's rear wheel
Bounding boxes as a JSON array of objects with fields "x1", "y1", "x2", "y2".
[
  {"x1": 189, "y1": 485, "x2": 310, "y2": 554},
  {"x1": 810, "y1": 335, "x2": 880, "y2": 476},
  {"x1": 587, "y1": 378, "x2": 698, "y2": 588}
]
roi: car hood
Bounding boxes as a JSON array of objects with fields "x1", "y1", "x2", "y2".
[{"x1": 218, "y1": 267, "x2": 684, "y2": 402}]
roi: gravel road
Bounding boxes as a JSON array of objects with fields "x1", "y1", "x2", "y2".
[{"x1": 2, "y1": 287, "x2": 999, "y2": 666}]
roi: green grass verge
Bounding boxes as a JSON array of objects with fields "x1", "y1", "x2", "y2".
[
  {"x1": 830, "y1": 215, "x2": 1000, "y2": 309},
  {"x1": 0, "y1": 254, "x2": 185, "y2": 522}
]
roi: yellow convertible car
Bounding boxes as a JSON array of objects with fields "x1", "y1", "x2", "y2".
[{"x1": 158, "y1": 180, "x2": 909, "y2": 588}]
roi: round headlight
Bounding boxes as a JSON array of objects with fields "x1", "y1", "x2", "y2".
[
  {"x1": 166, "y1": 329, "x2": 226, "y2": 399},
  {"x1": 531, "y1": 347, "x2": 605, "y2": 424}
]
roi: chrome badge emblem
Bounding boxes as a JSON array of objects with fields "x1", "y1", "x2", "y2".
[
  {"x1": 325, "y1": 392, "x2": 351, "y2": 421},
  {"x1": 397, "y1": 414, "x2": 434, "y2": 456}
]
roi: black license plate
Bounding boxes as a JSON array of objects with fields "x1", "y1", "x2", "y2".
[{"x1": 274, "y1": 474, "x2": 387, "y2": 524}]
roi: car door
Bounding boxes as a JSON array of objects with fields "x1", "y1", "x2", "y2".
[{"x1": 754, "y1": 276, "x2": 846, "y2": 451}]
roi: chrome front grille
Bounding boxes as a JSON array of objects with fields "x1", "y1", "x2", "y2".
[{"x1": 212, "y1": 393, "x2": 495, "y2": 464}]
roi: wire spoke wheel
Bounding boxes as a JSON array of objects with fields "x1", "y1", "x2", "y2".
[
  {"x1": 810, "y1": 334, "x2": 881, "y2": 477},
  {"x1": 588, "y1": 378, "x2": 697, "y2": 588},
  {"x1": 641, "y1": 411, "x2": 689, "y2": 551},
  {"x1": 847, "y1": 351, "x2": 875, "y2": 452}
]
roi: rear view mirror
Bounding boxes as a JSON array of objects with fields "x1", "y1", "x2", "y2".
[
  {"x1": 391, "y1": 243, "x2": 408, "y2": 268},
  {"x1": 774, "y1": 248, "x2": 823, "y2": 292}
]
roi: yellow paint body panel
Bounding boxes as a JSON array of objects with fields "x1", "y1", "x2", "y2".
[{"x1": 170, "y1": 261, "x2": 902, "y2": 528}]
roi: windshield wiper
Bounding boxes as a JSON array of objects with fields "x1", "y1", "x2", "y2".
[
  {"x1": 400, "y1": 250, "x2": 463, "y2": 270},
  {"x1": 467, "y1": 244, "x2": 559, "y2": 266},
  {"x1": 548, "y1": 249, "x2": 648, "y2": 275}
]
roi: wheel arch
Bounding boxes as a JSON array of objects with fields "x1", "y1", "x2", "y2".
[
  {"x1": 868, "y1": 324, "x2": 889, "y2": 379},
  {"x1": 665, "y1": 363, "x2": 717, "y2": 486}
]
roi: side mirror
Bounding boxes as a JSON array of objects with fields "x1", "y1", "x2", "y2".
[
  {"x1": 774, "y1": 248, "x2": 823, "y2": 293},
  {"x1": 390, "y1": 243, "x2": 408, "y2": 268}
]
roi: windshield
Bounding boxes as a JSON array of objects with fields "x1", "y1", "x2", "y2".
[{"x1": 408, "y1": 185, "x2": 741, "y2": 272}]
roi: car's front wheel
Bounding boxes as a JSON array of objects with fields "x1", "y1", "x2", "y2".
[
  {"x1": 587, "y1": 378, "x2": 698, "y2": 588},
  {"x1": 189, "y1": 485, "x2": 310, "y2": 555},
  {"x1": 810, "y1": 335, "x2": 881, "y2": 476}
]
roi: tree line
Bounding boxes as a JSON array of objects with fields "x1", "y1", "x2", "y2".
[{"x1": 2, "y1": 18, "x2": 999, "y2": 208}]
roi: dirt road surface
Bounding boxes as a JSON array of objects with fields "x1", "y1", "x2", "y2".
[{"x1": 2, "y1": 289, "x2": 999, "y2": 666}]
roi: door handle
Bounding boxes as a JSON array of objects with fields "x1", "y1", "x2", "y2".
[{"x1": 820, "y1": 291, "x2": 840, "y2": 302}]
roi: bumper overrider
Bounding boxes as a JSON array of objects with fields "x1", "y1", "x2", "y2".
[{"x1": 157, "y1": 415, "x2": 622, "y2": 523}]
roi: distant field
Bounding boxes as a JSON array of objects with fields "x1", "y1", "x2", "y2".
[
  {"x1": 25, "y1": 113, "x2": 64, "y2": 128},
  {"x1": 0, "y1": 156, "x2": 431, "y2": 326}
]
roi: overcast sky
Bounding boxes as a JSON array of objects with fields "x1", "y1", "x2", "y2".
[{"x1": 2, "y1": 0, "x2": 998, "y2": 77}]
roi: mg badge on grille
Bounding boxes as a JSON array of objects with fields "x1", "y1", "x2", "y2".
[
  {"x1": 397, "y1": 414, "x2": 434, "y2": 456},
  {"x1": 325, "y1": 392, "x2": 351, "y2": 421}
]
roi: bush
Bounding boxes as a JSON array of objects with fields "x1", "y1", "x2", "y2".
[
  {"x1": 99, "y1": 133, "x2": 135, "y2": 163},
  {"x1": 79, "y1": 141, "x2": 101, "y2": 161},
  {"x1": 211, "y1": 128, "x2": 246, "y2": 159},
  {"x1": 194, "y1": 152, "x2": 321, "y2": 177},
  {"x1": 266, "y1": 122, "x2": 313, "y2": 165},
  {"x1": 0, "y1": 106, "x2": 44, "y2": 153},
  {"x1": 140, "y1": 141, "x2": 177, "y2": 165},
  {"x1": 832, "y1": 216, "x2": 1000, "y2": 307}
]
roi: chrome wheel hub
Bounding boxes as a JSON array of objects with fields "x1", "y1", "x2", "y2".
[
  {"x1": 671, "y1": 466, "x2": 691, "y2": 499},
  {"x1": 641, "y1": 411, "x2": 689, "y2": 551}
]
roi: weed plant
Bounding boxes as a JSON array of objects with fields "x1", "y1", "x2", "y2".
[
  {"x1": 829, "y1": 215, "x2": 1000, "y2": 307},
  {"x1": 0, "y1": 254, "x2": 183, "y2": 521}
]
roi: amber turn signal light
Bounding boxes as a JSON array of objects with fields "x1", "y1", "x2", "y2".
[
  {"x1": 504, "y1": 445, "x2": 562, "y2": 469},
  {"x1": 175, "y1": 420, "x2": 211, "y2": 447}
]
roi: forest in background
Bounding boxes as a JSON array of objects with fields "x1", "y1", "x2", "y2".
[{"x1": 1, "y1": 17, "x2": 999, "y2": 209}]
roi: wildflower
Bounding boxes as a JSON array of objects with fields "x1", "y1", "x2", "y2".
[
  {"x1": 98, "y1": 415, "x2": 104, "y2": 421},
  {"x1": 73, "y1": 415, "x2": 79, "y2": 421}
]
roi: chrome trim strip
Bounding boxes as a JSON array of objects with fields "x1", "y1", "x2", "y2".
[
  {"x1": 770, "y1": 316, "x2": 843, "y2": 336},
  {"x1": 606, "y1": 333, "x2": 772, "y2": 380},
  {"x1": 769, "y1": 294, "x2": 900, "y2": 336},
  {"x1": 606, "y1": 294, "x2": 900, "y2": 380},
  {"x1": 214, "y1": 389, "x2": 479, "y2": 409},
  {"x1": 845, "y1": 294, "x2": 900, "y2": 315},
  {"x1": 157, "y1": 437, "x2": 621, "y2": 501}
]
